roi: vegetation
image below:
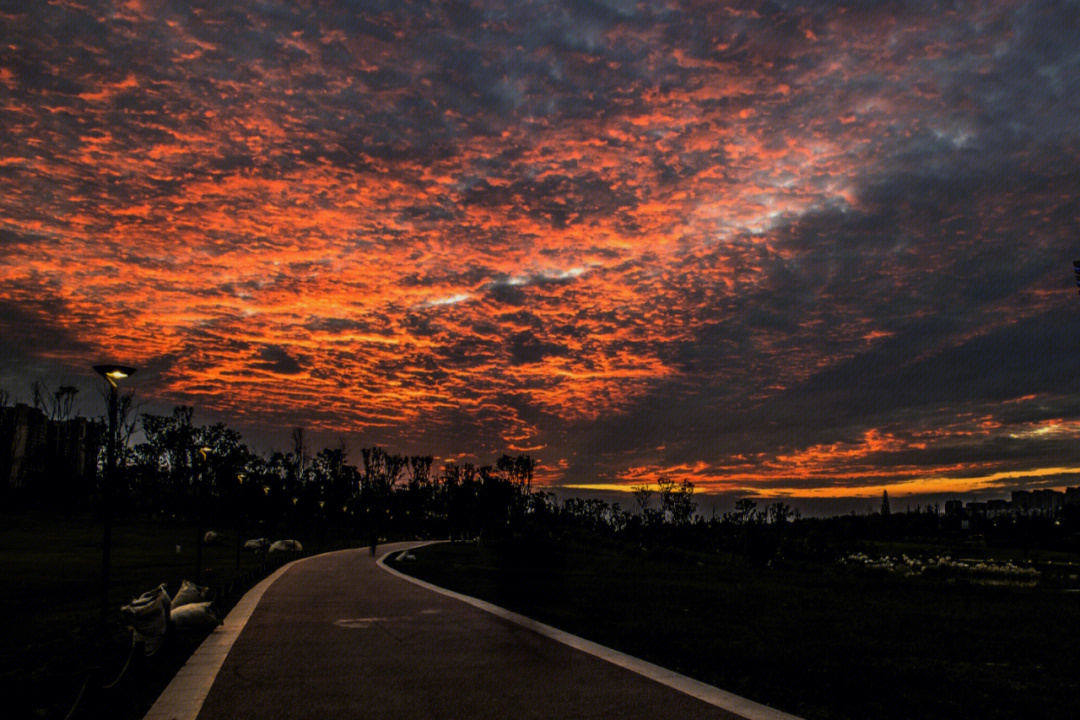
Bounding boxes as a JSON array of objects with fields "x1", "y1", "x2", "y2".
[
  {"x1": 2, "y1": 390, "x2": 543, "y2": 720},
  {"x1": 0, "y1": 513, "x2": 338, "y2": 720},
  {"x1": 390, "y1": 539, "x2": 1080, "y2": 720},
  {"x1": 5, "y1": 387, "x2": 1080, "y2": 720}
]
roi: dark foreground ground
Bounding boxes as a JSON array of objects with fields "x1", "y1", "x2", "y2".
[
  {"x1": 388, "y1": 539, "x2": 1080, "y2": 720},
  {"x1": 1, "y1": 512, "x2": 353, "y2": 720}
]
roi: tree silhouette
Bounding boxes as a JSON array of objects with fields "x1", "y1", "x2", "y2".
[
  {"x1": 97, "y1": 383, "x2": 138, "y2": 509},
  {"x1": 290, "y1": 426, "x2": 310, "y2": 487},
  {"x1": 632, "y1": 484, "x2": 654, "y2": 518},
  {"x1": 139, "y1": 406, "x2": 196, "y2": 514},
  {"x1": 360, "y1": 447, "x2": 406, "y2": 551},
  {"x1": 404, "y1": 455, "x2": 434, "y2": 533},
  {"x1": 658, "y1": 478, "x2": 696, "y2": 526},
  {"x1": 496, "y1": 454, "x2": 536, "y2": 493},
  {"x1": 31, "y1": 379, "x2": 79, "y2": 421},
  {"x1": 767, "y1": 501, "x2": 794, "y2": 525}
]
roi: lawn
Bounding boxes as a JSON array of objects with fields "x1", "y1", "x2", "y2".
[
  {"x1": 1, "y1": 512, "x2": 345, "y2": 720},
  {"x1": 389, "y1": 539, "x2": 1080, "y2": 720}
]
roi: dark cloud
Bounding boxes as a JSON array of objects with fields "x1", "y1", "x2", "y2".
[
  {"x1": 507, "y1": 331, "x2": 570, "y2": 365},
  {"x1": 251, "y1": 345, "x2": 303, "y2": 375}
]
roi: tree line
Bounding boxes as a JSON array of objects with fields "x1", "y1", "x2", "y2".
[{"x1": 7, "y1": 384, "x2": 1079, "y2": 559}]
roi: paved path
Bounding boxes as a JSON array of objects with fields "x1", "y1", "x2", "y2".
[{"x1": 153, "y1": 542, "x2": 793, "y2": 720}]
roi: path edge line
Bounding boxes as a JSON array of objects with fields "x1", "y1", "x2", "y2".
[
  {"x1": 142, "y1": 551, "x2": 322, "y2": 720},
  {"x1": 377, "y1": 542, "x2": 803, "y2": 720}
]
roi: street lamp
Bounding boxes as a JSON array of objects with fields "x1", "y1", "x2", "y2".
[
  {"x1": 196, "y1": 445, "x2": 211, "y2": 583},
  {"x1": 93, "y1": 363, "x2": 136, "y2": 628},
  {"x1": 236, "y1": 472, "x2": 246, "y2": 570},
  {"x1": 318, "y1": 499, "x2": 326, "y2": 547}
]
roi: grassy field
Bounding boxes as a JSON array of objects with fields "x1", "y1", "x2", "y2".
[
  {"x1": 390, "y1": 539, "x2": 1080, "y2": 720},
  {"x1": 1, "y1": 512, "x2": 349, "y2": 720}
]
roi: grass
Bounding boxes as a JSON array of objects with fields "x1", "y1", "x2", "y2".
[
  {"x1": 389, "y1": 539, "x2": 1080, "y2": 720},
  {"x1": 1, "y1": 511, "x2": 355, "y2": 720}
]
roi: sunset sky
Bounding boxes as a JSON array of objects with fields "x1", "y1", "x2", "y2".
[{"x1": 2, "y1": 0, "x2": 1079, "y2": 505}]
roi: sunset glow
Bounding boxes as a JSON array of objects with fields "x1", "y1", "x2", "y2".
[{"x1": 2, "y1": 1, "x2": 1079, "y2": 501}]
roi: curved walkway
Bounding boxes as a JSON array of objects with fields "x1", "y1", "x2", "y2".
[{"x1": 145, "y1": 541, "x2": 800, "y2": 720}]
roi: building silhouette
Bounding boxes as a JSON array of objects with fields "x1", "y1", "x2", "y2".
[{"x1": 0, "y1": 403, "x2": 100, "y2": 499}]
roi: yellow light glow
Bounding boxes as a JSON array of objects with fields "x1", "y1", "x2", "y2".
[{"x1": 564, "y1": 465, "x2": 1080, "y2": 499}]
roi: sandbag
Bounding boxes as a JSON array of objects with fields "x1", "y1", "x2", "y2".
[
  {"x1": 133, "y1": 582, "x2": 172, "y2": 618},
  {"x1": 173, "y1": 578, "x2": 212, "y2": 608},
  {"x1": 268, "y1": 539, "x2": 303, "y2": 553},
  {"x1": 243, "y1": 537, "x2": 269, "y2": 552},
  {"x1": 121, "y1": 584, "x2": 170, "y2": 655},
  {"x1": 203, "y1": 530, "x2": 223, "y2": 546},
  {"x1": 170, "y1": 601, "x2": 221, "y2": 629}
]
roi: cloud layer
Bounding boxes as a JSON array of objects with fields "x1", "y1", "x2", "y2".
[{"x1": 2, "y1": 0, "x2": 1079, "y2": 498}]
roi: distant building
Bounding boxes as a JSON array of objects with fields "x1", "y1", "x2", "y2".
[
  {"x1": 0, "y1": 404, "x2": 47, "y2": 489},
  {"x1": 0, "y1": 403, "x2": 100, "y2": 497},
  {"x1": 1032, "y1": 489, "x2": 1064, "y2": 514},
  {"x1": 1066, "y1": 486, "x2": 1080, "y2": 505},
  {"x1": 927, "y1": 487, "x2": 1074, "y2": 521}
]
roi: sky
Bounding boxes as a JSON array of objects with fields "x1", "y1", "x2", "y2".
[{"x1": 2, "y1": 0, "x2": 1080, "y2": 507}]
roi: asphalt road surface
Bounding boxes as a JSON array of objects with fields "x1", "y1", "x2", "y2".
[{"x1": 194, "y1": 542, "x2": 750, "y2": 720}]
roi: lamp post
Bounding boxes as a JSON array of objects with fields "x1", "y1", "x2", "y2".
[
  {"x1": 196, "y1": 445, "x2": 211, "y2": 583},
  {"x1": 262, "y1": 483, "x2": 270, "y2": 530},
  {"x1": 236, "y1": 472, "x2": 246, "y2": 570},
  {"x1": 92, "y1": 364, "x2": 136, "y2": 628},
  {"x1": 318, "y1": 498, "x2": 326, "y2": 548}
]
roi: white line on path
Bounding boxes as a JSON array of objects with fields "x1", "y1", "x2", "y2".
[{"x1": 377, "y1": 544, "x2": 804, "y2": 720}]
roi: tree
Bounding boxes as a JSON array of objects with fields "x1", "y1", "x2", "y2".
[
  {"x1": 360, "y1": 446, "x2": 406, "y2": 494},
  {"x1": 496, "y1": 454, "x2": 536, "y2": 493},
  {"x1": 403, "y1": 455, "x2": 434, "y2": 533},
  {"x1": 138, "y1": 406, "x2": 196, "y2": 515},
  {"x1": 360, "y1": 447, "x2": 406, "y2": 548},
  {"x1": 767, "y1": 501, "x2": 794, "y2": 525},
  {"x1": 658, "y1": 478, "x2": 696, "y2": 526},
  {"x1": 441, "y1": 462, "x2": 480, "y2": 541},
  {"x1": 94, "y1": 382, "x2": 139, "y2": 508},
  {"x1": 881, "y1": 489, "x2": 891, "y2": 516},
  {"x1": 727, "y1": 498, "x2": 759, "y2": 526},
  {"x1": 31, "y1": 380, "x2": 80, "y2": 421},
  {"x1": 290, "y1": 426, "x2": 310, "y2": 486},
  {"x1": 632, "y1": 484, "x2": 654, "y2": 518}
]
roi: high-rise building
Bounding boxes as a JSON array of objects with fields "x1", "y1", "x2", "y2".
[{"x1": 0, "y1": 403, "x2": 100, "y2": 496}]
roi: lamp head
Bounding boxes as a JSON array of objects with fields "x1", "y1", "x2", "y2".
[{"x1": 93, "y1": 364, "x2": 137, "y2": 388}]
